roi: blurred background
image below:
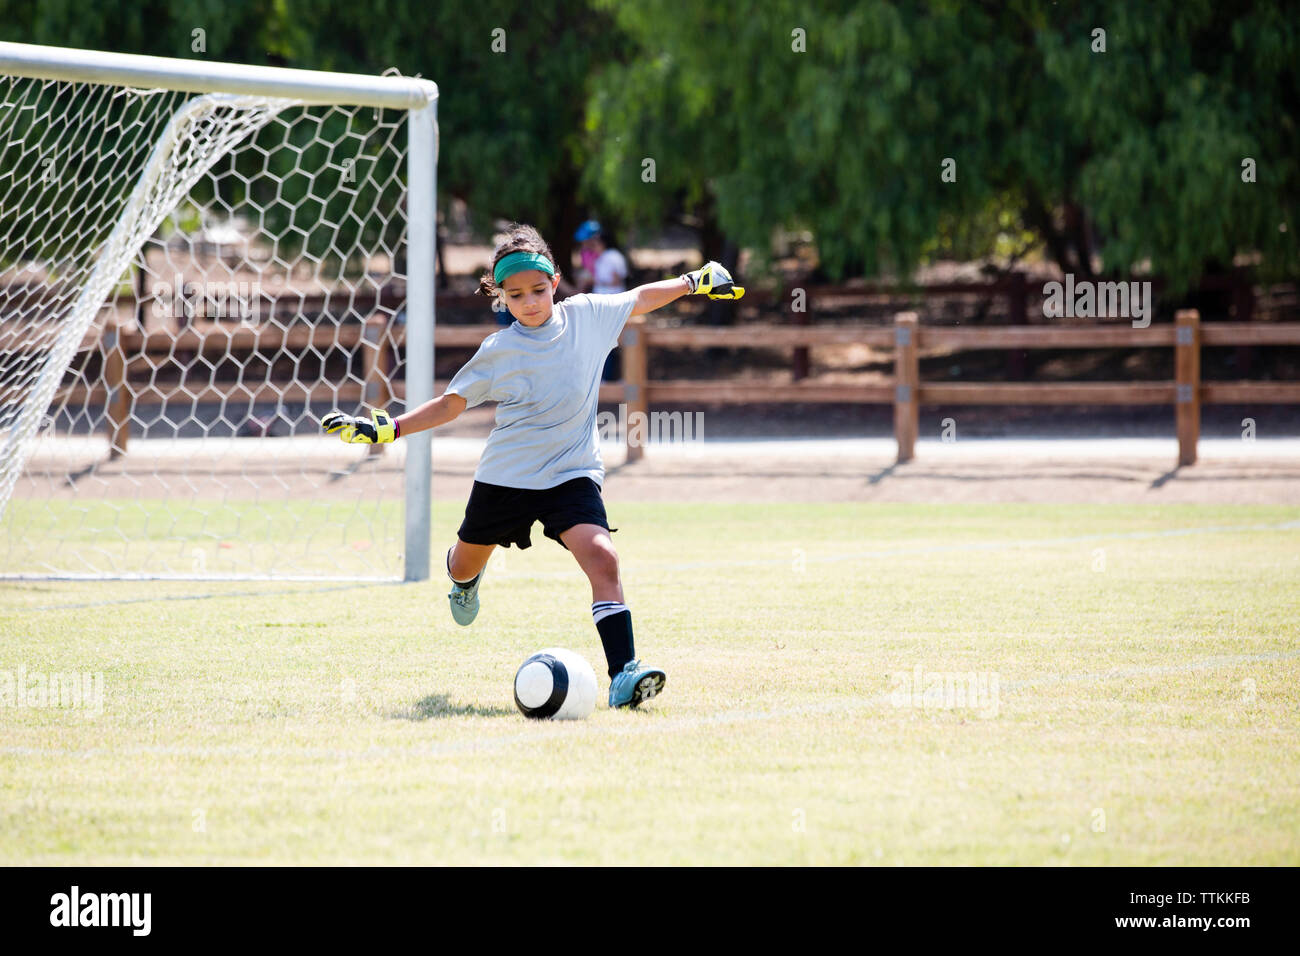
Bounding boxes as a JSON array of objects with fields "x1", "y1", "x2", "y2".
[{"x1": 2, "y1": 0, "x2": 1297, "y2": 442}]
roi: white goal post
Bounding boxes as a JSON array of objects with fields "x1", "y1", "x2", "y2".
[{"x1": 0, "y1": 42, "x2": 438, "y2": 582}]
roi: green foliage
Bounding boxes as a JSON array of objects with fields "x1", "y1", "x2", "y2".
[
  {"x1": 1034, "y1": 1, "x2": 1299, "y2": 289},
  {"x1": 586, "y1": 0, "x2": 1298, "y2": 290},
  {"x1": 271, "y1": 1, "x2": 629, "y2": 245},
  {"x1": 0, "y1": 0, "x2": 628, "y2": 266},
  {"x1": 1, "y1": 1, "x2": 1295, "y2": 290}
]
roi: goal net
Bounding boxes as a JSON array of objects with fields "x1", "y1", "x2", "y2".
[{"x1": 0, "y1": 43, "x2": 437, "y2": 581}]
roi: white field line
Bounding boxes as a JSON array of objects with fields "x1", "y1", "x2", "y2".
[
  {"x1": 0, "y1": 650, "x2": 1295, "y2": 762},
  {"x1": 16, "y1": 581, "x2": 391, "y2": 613},
  {"x1": 13, "y1": 519, "x2": 1300, "y2": 612}
]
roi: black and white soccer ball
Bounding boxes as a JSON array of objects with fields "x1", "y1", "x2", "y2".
[{"x1": 513, "y1": 648, "x2": 598, "y2": 720}]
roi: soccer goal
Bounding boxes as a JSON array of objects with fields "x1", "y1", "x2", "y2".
[{"x1": 0, "y1": 42, "x2": 437, "y2": 582}]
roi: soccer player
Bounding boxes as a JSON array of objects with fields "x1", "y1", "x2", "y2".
[{"x1": 322, "y1": 224, "x2": 743, "y2": 709}]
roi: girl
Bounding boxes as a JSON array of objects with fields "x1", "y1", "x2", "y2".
[{"x1": 322, "y1": 224, "x2": 743, "y2": 709}]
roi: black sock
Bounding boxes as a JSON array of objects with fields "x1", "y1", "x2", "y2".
[{"x1": 592, "y1": 602, "x2": 634, "y2": 678}]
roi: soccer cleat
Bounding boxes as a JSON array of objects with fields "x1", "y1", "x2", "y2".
[
  {"x1": 608, "y1": 659, "x2": 666, "y2": 709},
  {"x1": 447, "y1": 574, "x2": 482, "y2": 626},
  {"x1": 446, "y1": 551, "x2": 484, "y2": 626}
]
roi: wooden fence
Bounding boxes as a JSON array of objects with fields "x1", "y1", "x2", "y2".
[
  {"x1": 65, "y1": 309, "x2": 1300, "y2": 467},
  {"x1": 608, "y1": 310, "x2": 1300, "y2": 466}
]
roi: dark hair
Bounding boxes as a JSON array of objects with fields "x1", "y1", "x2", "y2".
[
  {"x1": 595, "y1": 228, "x2": 620, "y2": 256},
  {"x1": 476, "y1": 223, "x2": 560, "y2": 297}
]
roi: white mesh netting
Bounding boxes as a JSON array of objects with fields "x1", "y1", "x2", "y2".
[{"x1": 0, "y1": 73, "x2": 418, "y2": 579}]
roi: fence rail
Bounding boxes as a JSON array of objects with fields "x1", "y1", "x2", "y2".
[{"x1": 41, "y1": 309, "x2": 1300, "y2": 467}]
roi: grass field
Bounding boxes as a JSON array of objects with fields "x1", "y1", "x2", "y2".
[{"x1": 2, "y1": 501, "x2": 1298, "y2": 865}]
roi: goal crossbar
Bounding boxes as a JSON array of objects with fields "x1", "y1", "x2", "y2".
[{"x1": 0, "y1": 42, "x2": 437, "y2": 109}]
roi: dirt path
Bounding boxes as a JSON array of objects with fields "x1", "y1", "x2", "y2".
[
  {"x1": 20, "y1": 433, "x2": 1299, "y2": 506},
  {"x1": 598, "y1": 450, "x2": 1300, "y2": 505}
]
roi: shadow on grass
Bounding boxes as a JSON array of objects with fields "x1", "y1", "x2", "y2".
[
  {"x1": 1149, "y1": 465, "x2": 1182, "y2": 489},
  {"x1": 328, "y1": 451, "x2": 385, "y2": 483},
  {"x1": 390, "y1": 693, "x2": 516, "y2": 720},
  {"x1": 867, "y1": 462, "x2": 901, "y2": 484}
]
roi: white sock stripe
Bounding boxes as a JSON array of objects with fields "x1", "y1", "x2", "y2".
[
  {"x1": 591, "y1": 603, "x2": 629, "y2": 624},
  {"x1": 591, "y1": 601, "x2": 622, "y2": 609}
]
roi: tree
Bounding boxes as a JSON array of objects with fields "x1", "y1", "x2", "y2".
[
  {"x1": 583, "y1": 0, "x2": 1299, "y2": 292},
  {"x1": 0, "y1": 0, "x2": 629, "y2": 275},
  {"x1": 279, "y1": 0, "x2": 630, "y2": 273}
]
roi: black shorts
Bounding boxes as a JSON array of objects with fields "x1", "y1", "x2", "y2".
[{"x1": 456, "y1": 477, "x2": 617, "y2": 551}]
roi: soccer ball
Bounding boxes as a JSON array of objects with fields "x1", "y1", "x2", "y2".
[{"x1": 513, "y1": 648, "x2": 598, "y2": 720}]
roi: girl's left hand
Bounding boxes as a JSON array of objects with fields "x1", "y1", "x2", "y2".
[{"x1": 682, "y1": 261, "x2": 745, "y2": 300}]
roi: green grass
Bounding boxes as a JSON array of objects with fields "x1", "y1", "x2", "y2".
[
  {"x1": 2, "y1": 502, "x2": 1298, "y2": 864},
  {"x1": 2, "y1": 497, "x2": 404, "y2": 578}
]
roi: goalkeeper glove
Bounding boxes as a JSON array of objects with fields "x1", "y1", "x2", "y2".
[
  {"x1": 321, "y1": 408, "x2": 397, "y2": 444},
  {"x1": 681, "y1": 260, "x2": 745, "y2": 300}
]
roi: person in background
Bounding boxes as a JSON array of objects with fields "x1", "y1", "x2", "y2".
[{"x1": 575, "y1": 220, "x2": 628, "y2": 381}]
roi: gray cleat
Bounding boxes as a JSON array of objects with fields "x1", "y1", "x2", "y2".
[{"x1": 446, "y1": 549, "x2": 485, "y2": 626}]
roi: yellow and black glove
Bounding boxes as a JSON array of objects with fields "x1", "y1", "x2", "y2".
[
  {"x1": 321, "y1": 408, "x2": 397, "y2": 444},
  {"x1": 681, "y1": 260, "x2": 745, "y2": 300}
]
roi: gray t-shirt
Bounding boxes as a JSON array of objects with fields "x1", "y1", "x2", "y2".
[{"x1": 445, "y1": 291, "x2": 638, "y2": 489}]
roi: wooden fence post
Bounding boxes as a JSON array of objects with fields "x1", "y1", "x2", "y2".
[
  {"x1": 1232, "y1": 268, "x2": 1256, "y2": 378},
  {"x1": 1175, "y1": 309, "x2": 1200, "y2": 466},
  {"x1": 362, "y1": 314, "x2": 393, "y2": 456},
  {"x1": 1006, "y1": 271, "x2": 1028, "y2": 381},
  {"x1": 894, "y1": 311, "x2": 919, "y2": 463},
  {"x1": 622, "y1": 316, "x2": 649, "y2": 463},
  {"x1": 792, "y1": 287, "x2": 810, "y2": 381},
  {"x1": 103, "y1": 326, "x2": 130, "y2": 459}
]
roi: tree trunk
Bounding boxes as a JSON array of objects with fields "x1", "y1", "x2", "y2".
[
  {"x1": 697, "y1": 196, "x2": 726, "y2": 265},
  {"x1": 694, "y1": 199, "x2": 738, "y2": 325},
  {"x1": 543, "y1": 160, "x2": 583, "y2": 284}
]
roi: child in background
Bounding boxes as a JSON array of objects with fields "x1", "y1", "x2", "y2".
[{"x1": 575, "y1": 220, "x2": 628, "y2": 380}]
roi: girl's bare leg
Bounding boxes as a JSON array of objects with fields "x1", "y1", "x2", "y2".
[{"x1": 447, "y1": 538, "x2": 495, "y2": 582}]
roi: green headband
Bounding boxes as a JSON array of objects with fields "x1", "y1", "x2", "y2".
[{"x1": 494, "y1": 251, "x2": 556, "y2": 285}]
